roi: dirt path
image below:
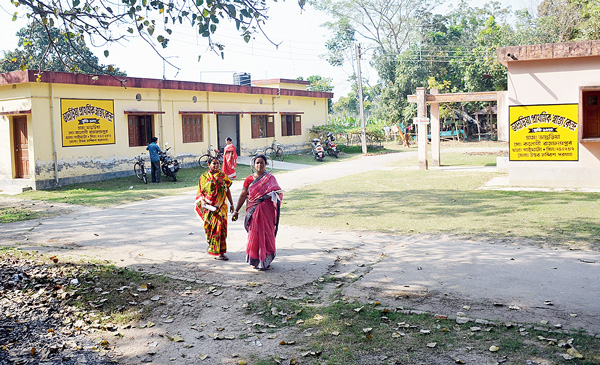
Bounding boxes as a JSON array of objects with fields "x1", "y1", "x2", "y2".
[{"x1": 1, "y1": 147, "x2": 599, "y2": 364}]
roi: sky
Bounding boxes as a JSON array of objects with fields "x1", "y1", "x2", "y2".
[{"x1": 0, "y1": 0, "x2": 541, "y2": 100}]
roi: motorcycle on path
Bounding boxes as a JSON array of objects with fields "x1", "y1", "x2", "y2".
[
  {"x1": 310, "y1": 138, "x2": 325, "y2": 162},
  {"x1": 159, "y1": 145, "x2": 180, "y2": 181}
]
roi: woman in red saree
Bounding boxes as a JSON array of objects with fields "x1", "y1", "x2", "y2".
[
  {"x1": 223, "y1": 137, "x2": 238, "y2": 179},
  {"x1": 195, "y1": 157, "x2": 234, "y2": 260},
  {"x1": 232, "y1": 155, "x2": 283, "y2": 270}
]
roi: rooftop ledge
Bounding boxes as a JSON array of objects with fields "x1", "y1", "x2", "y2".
[{"x1": 497, "y1": 40, "x2": 600, "y2": 67}]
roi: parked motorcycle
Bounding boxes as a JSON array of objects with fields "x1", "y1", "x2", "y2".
[
  {"x1": 323, "y1": 132, "x2": 338, "y2": 158},
  {"x1": 310, "y1": 138, "x2": 325, "y2": 162},
  {"x1": 159, "y1": 146, "x2": 180, "y2": 181}
]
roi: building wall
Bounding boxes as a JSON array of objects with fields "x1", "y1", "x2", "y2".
[
  {"x1": 0, "y1": 78, "x2": 329, "y2": 189},
  {"x1": 0, "y1": 116, "x2": 12, "y2": 180},
  {"x1": 170, "y1": 90, "x2": 327, "y2": 156},
  {"x1": 0, "y1": 83, "x2": 33, "y2": 182},
  {"x1": 507, "y1": 56, "x2": 600, "y2": 188},
  {"x1": 497, "y1": 91, "x2": 508, "y2": 142}
]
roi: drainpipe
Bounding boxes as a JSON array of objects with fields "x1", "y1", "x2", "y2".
[
  {"x1": 207, "y1": 92, "x2": 211, "y2": 146},
  {"x1": 272, "y1": 88, "x2": 281, "y2": 111},
  {"x1": 158, "y1": 89, "x2": 164, "y2": 147},
  {"x1": 171, "y1": 99, "x2": 176, "y2": 154},
  {"x1": 49, "y1": 84, "x2": 59, "y2": 186},
  {"x1": 272, "y1": 88, "x2": 280, "y2": 141}
]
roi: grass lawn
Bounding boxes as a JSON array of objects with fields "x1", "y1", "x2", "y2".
[
  {"x1": 387, "y1": 151, "x2": 502, "y2": 168},
  {"x1": 281, "y1": 143, "x2": 411, "y2": 165},
  {"x1": 281, "y1": 139, "x2": 505, "y2": 166},
  {"x1": 281, "y1": 150, "x2": 600, "y2": 251},
  {"x1": 3, "y1": 141, "x2": 599, "y2": 363},
  {"x1": 7, "y1": 140, "x2": 597, "y2": 252},
  {"x1": 15, "y1": 164, "x2": 255, "y2": 207},
  {"x1": 5, "y1": 140, "x2": 500, "y2": 208},
  {"x1": 0, "y1": 206, "x2": 45, "y2": 223},
  {"x1": 250, "y1": 294, "x2": 600, "y2": 364},
  {"x1": 282, "y1": 152, "x2": 356, "y2": 165}
]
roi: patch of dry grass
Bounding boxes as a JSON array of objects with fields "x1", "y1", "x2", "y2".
[{"x1": 282, "y1": 168, "x2": 600, "y2": 251}]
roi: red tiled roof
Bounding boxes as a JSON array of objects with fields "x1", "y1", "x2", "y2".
[{"x1": 0, "y1": 70, "x2": 333, "y2": 99}]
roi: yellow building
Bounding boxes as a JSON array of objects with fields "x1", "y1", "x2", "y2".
[{"x1": 0, "y1": 70, "x2": 332, "y2": 191}]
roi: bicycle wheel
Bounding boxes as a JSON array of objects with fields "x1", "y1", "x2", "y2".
[
  {"x1": 275, "y1": 147, "x2": 284, "y2": 161},
  {"x1": 134, "y1": 162, "x2": 143, "y2": 180},
  {"x1": 198, "y1": 154, "x2": 210, "y2": 168},
  {"x1": 265, "y1": 155, "x2": 274, "y2": 172},
  {"x1": 141, "y1": 165, "x2": 148, "y2": 184},
  {"x1": 264, "y1": 147, "x2": 276, "y2": 161}
]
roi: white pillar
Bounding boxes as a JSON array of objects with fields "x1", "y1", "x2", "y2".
[
  {"x1": 430, "y1": 89, "x2": 440, "y2": 167},
  {"x1": 415, "y1": 87, "x2": 428, "y2": 170}
]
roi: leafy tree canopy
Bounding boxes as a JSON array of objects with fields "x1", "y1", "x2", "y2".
[
  {"x1": 302, "y1": 75, "x2": 334, "y2": 93},
  {"x1": 324, "y1": 0, "x2": 600, "y2": 126},
  {"x1": 0, "y1": 23, "x2": 125, "y2": 75},
  {"x1": 536, "y1": 0, "x2": 600, "y2": 42},
  {"x1": 313, "y1": 0, "x2": 436, "y2": 69},
  {"x1": 7, "y1": 0, "x2": 299, "y2": 71},
  {"x1": 297, "y1": 75, "x2": 334, "y2": 112}
]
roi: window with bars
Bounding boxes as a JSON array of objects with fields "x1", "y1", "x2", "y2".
[{"x1": 251, "y1": 114, "x2": 275, "y2": 138}]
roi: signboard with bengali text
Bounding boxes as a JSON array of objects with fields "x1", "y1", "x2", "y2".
[
  {"x1": 60, "y1": 99, "x2": 115, "y2": 147},
  {"x1": 509, "y1": 104, "x2": 578, "y2": 161},
  {"x1": 412, "y1": 117, "x2": 430, "y2": 125}
]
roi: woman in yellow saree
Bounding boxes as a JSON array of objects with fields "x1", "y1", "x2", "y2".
[{"x1": 195, "y1": 157, "x2": 234, "y2": 260}]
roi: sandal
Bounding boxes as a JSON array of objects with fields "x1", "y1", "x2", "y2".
[{"x1": 215, "y1": 255, "x2": 229, "y2": 261}]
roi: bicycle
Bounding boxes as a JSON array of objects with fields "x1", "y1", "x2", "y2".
[
  {"x1": 133, "y1": 155, "x2": 148, "y2": 184},
  {"x1": 198, "y1": 145, "x2": 224, "y2": 168},
  {"x1": 264, "y1": 139, "x2": 284, "y2": 161}
]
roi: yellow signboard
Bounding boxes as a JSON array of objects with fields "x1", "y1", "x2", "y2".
[
  {"x1": 60, "y1": 99, "x2": 115, "y2": 147},
  {"x1": 509, "y1": 104, "x2": 578, "y2": 161}
]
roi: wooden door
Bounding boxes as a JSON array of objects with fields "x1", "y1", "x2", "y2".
[
  {"x1": 266, "y1": 115, "x2": 275, "y2": 137},
  {"x1": 251, "y1": 115, "x2": 260, "y2": 138},
  {"x1": 294, "y1": 115, "x2": 302, "y2": 136},
  {"x1": 281, "y1": 115, "x2": 287, "y2": 136},
  {"x1": 583, "y1": 91, "x2": 600, "y2": 138},
  {"x1": 13, "y1": 116, "x2": 30, "y2": 178}
]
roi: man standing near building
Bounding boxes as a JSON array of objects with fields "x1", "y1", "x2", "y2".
[
  {"x1": 223, "y1": 137, "x2": 238, "y2": 179},
  {"x1": 146, "y1": 137, "x2": 162, "y2": 183}
]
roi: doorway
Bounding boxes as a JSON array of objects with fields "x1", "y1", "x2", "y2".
[
  {"x1": 216, "y1": 114, "x2": 240, "y2": 152},
  {"x1": 13, "y1": 116, "x2": 30, "y2": 178}
]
